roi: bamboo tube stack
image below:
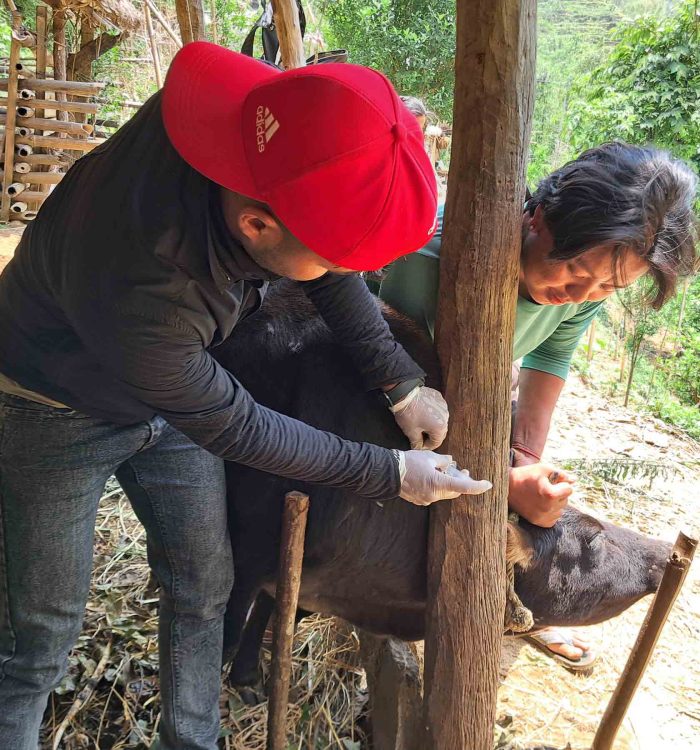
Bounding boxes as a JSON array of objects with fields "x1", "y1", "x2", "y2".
[{"x1": 0, "y1": 7, "x2": 107, "y2": 223}]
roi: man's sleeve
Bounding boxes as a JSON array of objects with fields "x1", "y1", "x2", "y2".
[
  {"x1": 299, "y1": 272, "x2": 425, "y2": 390},
  {"x1": 522, "y1": 301, "x2": 604, "y2": 380},
  {"x1": 81, "y1": 306, "x2": 400, "y2": 500}
]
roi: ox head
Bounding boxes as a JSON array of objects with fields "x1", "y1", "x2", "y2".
[{"x1": 508, "y1": 507, "x2": 670, "y2": 629}]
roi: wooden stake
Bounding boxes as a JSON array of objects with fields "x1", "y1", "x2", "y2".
[
  {"x1": 174, "y1": 0, "x2": 206, "y2": 44},
  {"x1": 144, "y1": 3, "x2": 163, "y2": 89},
  {"x1": 266, "y1": 491, "x2": 309, "y2": 750},
  {"x1": 593, "y1": 533, "x2": 697, "y2": 750},
  {"x1": 1, "y1": 13, "x2": 22, "y2": 222},
  {"x1": 423, "y1": 1, "x2": 536, "y2": 748},
  {"x1": 270, "y1": 0, "x2": 306, "y2": 70},
  {"x1": 587, "y1": 318, "x2": 597, "y2": 363}
]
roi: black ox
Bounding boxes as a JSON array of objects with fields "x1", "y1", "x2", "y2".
[{"x1": 215, "y1": 281, "x2": 669, "y2": 689}]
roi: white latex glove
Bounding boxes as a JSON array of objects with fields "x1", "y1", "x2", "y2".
[
  {"x1": 391, "y1": 386, "x2": 449, "y2": 450},
  {"x1": 396, "y1": 450, "x2": 492, "y2": 506}
]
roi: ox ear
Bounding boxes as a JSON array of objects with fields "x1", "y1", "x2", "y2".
[{"x1": 506, "y1": 520, "x2": 535, "y2": 570}]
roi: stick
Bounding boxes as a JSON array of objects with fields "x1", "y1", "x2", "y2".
[
  {"x1": 0, "y1": 78, "x2": 105, "y2": 96},
  {"x1": 266, "y1": 491, "x2": 310, "y2": 750},
  {"x1": 145, "y1": 0, "x2": 184, "y2": 48},
  {"x1": 52, "y1": 638, "x2": 113, "y2": 750},
  {"x1": 1, "y1": 11, "x2": 21, "y2": 222},
  {"x1": 53, "y1": 7, "x2": 68, "y2": 124},
  {"x1": 592, "y1": 532, "x2": 697, "y2": 750},
  {"x1": 144, "y1": 3, "x2": 163, "y2": 89},
  {"x1": 16, "y1": 134, "x2": 105, "y2": 152},
  {"x1": 11, "y1": 189, "x2": 50, "y2": 203}
]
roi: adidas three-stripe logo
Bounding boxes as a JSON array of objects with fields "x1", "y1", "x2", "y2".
[{"x1": 255, "y1": 105, "x2": 280, "y2": 153}]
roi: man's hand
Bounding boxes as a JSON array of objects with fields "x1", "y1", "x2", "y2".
[
  {"x1": 398, "y1": 450, "x2": 492, "y2": 506},
  {"x1": 391, "y1": 386, "x2": 449, "y2": 450},
  {"x1": 508, "y1": 463, "x2": 576, "y2": 527}
]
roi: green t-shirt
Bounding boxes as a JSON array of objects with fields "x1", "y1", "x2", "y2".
[{"x1": 378, "y1": 205, "x2": 603, "y2": 381}]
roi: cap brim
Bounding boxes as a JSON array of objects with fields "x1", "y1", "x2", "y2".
[{"x1": 162, "y1": 42, "x2": 278, "y2": 199}]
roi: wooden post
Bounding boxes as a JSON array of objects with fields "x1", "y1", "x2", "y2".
[
  {"x1": 593, "y1": 532, "x2": 697, "y2": 749},
  {"x1": 423, "y1": 1, "x2": 536, "y2": 748},
  {"x1": 266, "y1": 491, "x2": 310, "y2": 750},
  {"x1": 145, "y1": 0, "x2": 183, "y2": 49},
  {"x1": 144, "y1": 3, "x2": 163, "y2": 89},
  {"x1": 270, "y1": 0, "x2": 306, "y2": 70},
  {"x1": 174, "y1": 0, "x2": 206, "y2": 44},
  {"x1": 1, "y1": 12, "x2": 23, "y2": 222},
  {"x1": 52, "y1": 8, "x2": 68, "y2": 123}
]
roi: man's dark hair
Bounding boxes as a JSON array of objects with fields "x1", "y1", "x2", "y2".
[{"x1": 527, "y1": 142, "x2": 699, "y2": 308}]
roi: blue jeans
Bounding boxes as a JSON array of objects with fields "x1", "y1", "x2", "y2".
[{"x1": 0, "y1": 394, "x2": 233, "y2": 750}]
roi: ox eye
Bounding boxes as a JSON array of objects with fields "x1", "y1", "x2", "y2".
[{"x1": 585, "y1": 531, "x2": 603, "y2": 548}]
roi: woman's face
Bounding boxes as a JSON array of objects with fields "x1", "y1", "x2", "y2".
[{"x1": 519, "y1": 205, "x2": 649, "y2": 306}]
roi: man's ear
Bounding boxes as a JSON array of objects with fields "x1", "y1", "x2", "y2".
[
  {"x1": 530, "y1": 203, "x2": 546, "y2": 234},
  {"x1": 236, "y1": 205, "x2": 284, "y2": 246}
]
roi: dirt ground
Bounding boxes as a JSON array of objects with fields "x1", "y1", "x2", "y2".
[{"x1": 2, "y1": 226, "x2": 698, "y2": 748}]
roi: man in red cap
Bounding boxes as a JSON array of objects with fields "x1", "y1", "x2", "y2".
[{"x1": 0, "y1": 44, "x2": 490, "y2": 749}]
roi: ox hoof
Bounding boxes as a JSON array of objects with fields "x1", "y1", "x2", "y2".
[{"x1": 231, "y1": 682, "x2": 266, "y2": 706}]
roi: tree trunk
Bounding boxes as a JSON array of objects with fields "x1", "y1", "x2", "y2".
[
  {"x1": 270, "y1": 0, "x2": 306, "y2": 70},
  {"x1": 175, "y1": 0, "x2": 206, "y2": 44},
  {"x1": 423, "y1": 1, "x2": 536, "y2": 749}
]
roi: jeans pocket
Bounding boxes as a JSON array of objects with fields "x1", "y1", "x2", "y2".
[{"x1": 0, "y1": 394, "x2": 84, "y2": 421}]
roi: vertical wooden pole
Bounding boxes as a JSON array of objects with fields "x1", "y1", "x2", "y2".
[
  {"x1": 266, "y1": 491, "x2": 310, "y2": 750},
  {"x1": 35, "y1": 5, "x2": 50, "y2": 195},
  {"x1": 423, "y1": 1, "x2": 536, "y2": 748},
  {"x1": 174, "y1": 0, "x2": 206, "y2": 44},
  {"x1": 593, "y1": 533, "x2": 697, "y2": 750},
  {"x1": 53, "y1": 8, "x2": 68, "y2": 124},
  {"x1": 270, "y1": 0, "x2": 306, "y2": 70},
  {"x1": 1, "y1": 12, "x2": 23, "y2": 222},
  {"x1": 144, "y1": 3, "x2": 163, "y2": 88}
]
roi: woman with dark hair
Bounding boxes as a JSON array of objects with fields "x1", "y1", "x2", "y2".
[{"x1": 378, "y1": 142, "x2": 699, "y2": 668}]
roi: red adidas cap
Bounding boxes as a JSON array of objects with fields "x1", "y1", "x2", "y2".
[{"x1": 162, "y1": 42, "x2": 438, "y2": 271}]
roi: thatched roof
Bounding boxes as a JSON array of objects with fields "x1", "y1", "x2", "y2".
[{"x1": 45, "y1": 0, "x2": 141, "y2": 34}]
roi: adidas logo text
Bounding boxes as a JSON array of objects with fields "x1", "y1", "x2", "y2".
[{"x1": 255, "y1": 105, "x2": 280, "y2": 152}]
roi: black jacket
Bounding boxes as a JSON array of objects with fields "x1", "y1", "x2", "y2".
[{"x1": 0, "y1": 93, "x2": 424, "y2": 499}]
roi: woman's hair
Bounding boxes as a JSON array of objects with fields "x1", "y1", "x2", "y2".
[
  {"x1": 527, "y1": 142, "x2": 699, "y2": 308},
  {"x1": 399, "y1": 95, "x2": 433, "y2": 122}
]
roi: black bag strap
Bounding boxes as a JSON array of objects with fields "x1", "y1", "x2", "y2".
[{"x1": 241, "y1": 1, "x2": 307, "y2": 65}]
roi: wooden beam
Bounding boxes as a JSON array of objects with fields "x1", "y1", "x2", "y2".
[
  {"x1": 593, "y1": 532, "x2": 697, "y2": 749},
  {"x1": 174, "y1": 0, "x2": 205, "y2": 44},
  {"x1": 144, "y1": 3, "x2": 163, "y2": 89},
  {"x1": 422, "y1": 1, "x2": 536, "y2": 748},
  {"x1": 270, "y1": 0, "x2": 306, "y2": 70},
  {"x1": 17, "y1": 99, "x2": 100, "y2": 116},
  {"x1": 15, "y1": 134, "x2": 105, "y2": 152},
  {"x1": 0, "y1": 78, "x2": 105, "y2": 96}
]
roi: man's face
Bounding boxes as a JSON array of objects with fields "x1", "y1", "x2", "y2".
[
  {"x1": 221, "y1": 189, "x2": 353, "y2": 280},
  {"x1": 519, "y1": 205, "x2": 649, "y2": 305}
]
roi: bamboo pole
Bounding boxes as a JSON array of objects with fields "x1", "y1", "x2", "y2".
[
  {"x1": 144, "y1": 3, "x2": 163, "y2": 89},
  {"x1": 18, "y1": 99, "x2": 100, "y2": 116},
  {"x1": 270, "y1": 0, "x2": 306, "y2": 70},
  {"x1": 7, "y1": 181, "x2": 26, "y2": 195},
  {"x1": 12, "y1": 171, "x2": 63, "y2": 185},
  {"x1": 1, "y1": 13, "x2": 22, "y2": 222},
  {"x1": 587, "y1": 318, "x2": 597, "y2": 364},
  {"x1": 17, "y1": 153, "x2": 70, "y2": 167},
  {"x1": 53, "y1": 7, "x2": 68, "y2": 124},
  {"x1": 266, "y1": 491, "x2": 310, "y2": 750},
  {"x1": 0, "y1": 113, "x2": 92, "y2": 135},
  {"x1": 592, "y1": 533, "x2": 697, "y2": 750},
  {"x1": 36, "y1": 6, "x2": 47, "y2": 81},
  {"x1": 145, "y1": 0, "x2": 183, "y2": 48},
  {"x1": 0, "y1": 78, "x2": 105, "y2": 96},
  {"x1": 10, "y1": 189, "x2": 47, "y2": 203},
  {"x1": 15, "y1": 134, "x2": 104, "y2": 152}
]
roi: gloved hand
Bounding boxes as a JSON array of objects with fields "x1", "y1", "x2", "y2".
[
  {"x1": 391, "y1": 386, "x2": 449, "y2": 450},
  {"x1": 396, "y1": 450, "x2": 492, "y2": 506}
]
